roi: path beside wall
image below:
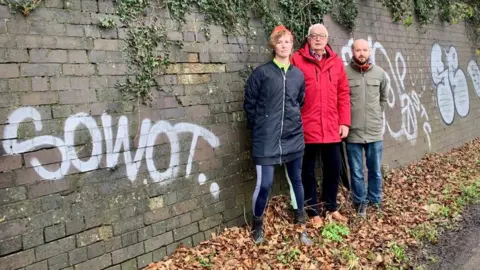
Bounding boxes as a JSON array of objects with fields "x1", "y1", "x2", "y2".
[{"x1": 0, "y1": 0, "x2": 479, "y2": 269}]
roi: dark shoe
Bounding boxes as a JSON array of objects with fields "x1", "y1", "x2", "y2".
[
  {"x1": 252, "y1": 215, "x2": 265, "y2": 244},
  {"x1": 356, "y1": 203, "x2": 367, "y2": 218},
  {"x1": 293, "y1": 209, "x2": 306, "y2": 224}
]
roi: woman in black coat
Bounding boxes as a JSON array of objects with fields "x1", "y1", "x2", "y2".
[{"x1": 243, "y1": 25, "x2": 312, "y2": 245}]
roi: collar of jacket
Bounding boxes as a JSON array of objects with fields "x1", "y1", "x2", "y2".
[
  {"x1": 269, "y1": 59, "x2": 293, "y2": 72},
  {"x1": 296, "y1": 43, "x2": 337, "y2": 69},
  {"x1": 272, "y1": 58, "x2": 290, "y2": 72},
  {"x1": 349, "y1": 58, "x2": 373, "y2": 72}
]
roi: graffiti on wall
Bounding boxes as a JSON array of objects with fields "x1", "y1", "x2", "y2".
[
  {"x1": 430, "y1": 44, "x2": 470, "y2": 125},
  {"x1": 2, "y1": 107, "x2": 221, "y2": 198},
  {"x1": 341, "y1": 37, "x2": 433, "y2": 149},
  {"x1": 467, "y1": 59, "x2": 480, "y2": 98}
]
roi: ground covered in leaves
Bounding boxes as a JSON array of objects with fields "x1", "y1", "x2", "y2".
[{"x1": 145, "y1": 138, "x2": 480, "y2": 270}]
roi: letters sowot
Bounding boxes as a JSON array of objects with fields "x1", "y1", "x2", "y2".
[{"x1": 2, "y1": 107, "x2": 220, "y2": 188}]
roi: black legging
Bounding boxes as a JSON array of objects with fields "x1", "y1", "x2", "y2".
[
  {"x1": 252, "y1": 157, "x2": 305, "y2": 217},
  {"x1": 301, "y1": 143, "x2": 342, "y2": 215}
]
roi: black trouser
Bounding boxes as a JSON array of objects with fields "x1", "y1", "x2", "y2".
[{"x1": 302, "y1": 143, "x2": 342, "y2": 216}]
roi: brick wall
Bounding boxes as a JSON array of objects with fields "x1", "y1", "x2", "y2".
[{"x1": 1, "y1": 0, "x2": 480, "y2": 269}]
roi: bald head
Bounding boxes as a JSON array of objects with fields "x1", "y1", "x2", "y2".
[
  {"x1": 352, "y1": 39, "x2": 369, "y2": 51},
  {"x1": 307, "y1": 24, "x2": 329, "y2": 53},
  {"x1": 352, "y1": 38, "x2": 371, "y2": 65}
]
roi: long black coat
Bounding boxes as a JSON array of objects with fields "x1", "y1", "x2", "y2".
[{"x1": 243, "y1": 60, "x2": 305, "y2": 165}]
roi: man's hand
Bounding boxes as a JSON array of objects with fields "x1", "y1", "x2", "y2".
[{"x1": 339, "y1": 125, "x2": 349, "y2": 139}]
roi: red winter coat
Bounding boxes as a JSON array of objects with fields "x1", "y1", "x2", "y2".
[{"x1": 291, "y1": 43, "x2": 351, "y2": 144}]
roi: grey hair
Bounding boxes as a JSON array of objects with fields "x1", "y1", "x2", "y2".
[{"x1": 307, "y1": 23, "x2": 328, "y2": 37}]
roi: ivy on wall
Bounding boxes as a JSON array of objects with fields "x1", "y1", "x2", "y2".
[
  {"x1": 114, "y1": 0, "x2": 480, "y2": 104},
  {"x1": 414, "y1": 0, "x2": 436, "y2": 25},
  {"x1": 0, "y1": 0, "x2": 42, "y2": 16},
  {"x1": 2, "y1": 0, "x2": 480, "y2": 105}
]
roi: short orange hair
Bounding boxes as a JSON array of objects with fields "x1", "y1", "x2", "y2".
[{"x1": 269, "y1": 25, "x2": 293, "y2": 49}]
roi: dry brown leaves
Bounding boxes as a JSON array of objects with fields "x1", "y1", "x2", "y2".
[{"x1": 145, "y1": 138, "x2": 480, "y2": 270}]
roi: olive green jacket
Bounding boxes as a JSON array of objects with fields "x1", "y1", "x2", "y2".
[{"x1": 345, "y1": 61, "x2": 388, "y2": 144}]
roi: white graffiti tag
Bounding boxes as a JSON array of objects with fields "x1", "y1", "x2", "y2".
[
  {"x1": 341, "y1": 37, "x2": 432, "y2": 149},
  {"x1": 430, "y1": 44, "x2": 470, "y2": 125},
  {"x1": 2, "y1": 107, "x2": 221, "y2": 198},
  {"x1": 467, "y1": 59, "x2": 480, "y2": 98}
]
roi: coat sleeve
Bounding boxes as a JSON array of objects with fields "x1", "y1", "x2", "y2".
[
  {"x1": 243, "y1": 69, "x2": 261, "y2": 129},
  {"x1": 298, "y1": 76, "x2": 305, "y2": 108},
  {"x1": 291, "y1": 54, "x2": 305, "y2": 107},
  {"x1": 380, "y1": 70, "x2": 388, "y2": 112},
  {"x1": 337, "y1": 63, "x2": 351, "y2": 126}
]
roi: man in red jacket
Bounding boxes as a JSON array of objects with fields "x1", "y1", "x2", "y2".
[{"x1": 291, "y1": 23, "x2": 351, "y2": 225}]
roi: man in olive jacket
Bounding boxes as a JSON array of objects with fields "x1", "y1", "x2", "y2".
[{"x1": 345, "y1": 39, "x2": 387, "y2": 217}]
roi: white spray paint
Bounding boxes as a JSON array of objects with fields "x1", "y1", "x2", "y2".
[
  {"x1": 467, "y1": 59, "x2": 480, "y2": 98},
  {"x1": 3, "y1": 107, "x2": 221, "y2": 198},
  {"x1": 341, "y1": 36, "x2": 432, "y2": 149},
  {"x1": 430, "y1": 44, "x2": 470, "y2": 125}
]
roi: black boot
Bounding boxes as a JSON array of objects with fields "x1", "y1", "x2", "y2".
[
  {"x1": 293, "y1": 209, "x2": 306, "y2": 224},
  {"x1": 252, "y1": 215, "x2": 265, "y2": 244},
  {"x1": 294, "y1": 210, "x2": 313, "y2": 246}
]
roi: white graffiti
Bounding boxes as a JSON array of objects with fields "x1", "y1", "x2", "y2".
[
  {"x1": 467, "y1": 59, "x2": 480, "y2": 98},
  {"x1": 2, "y1": 107, "x2": 221, "y2": 198},
  {"x1": 430, "y1": 44, "x2": 470, "y2": 125},
  {"x1": 341, "y1": 37, "x2": 432, "y2": 149}
]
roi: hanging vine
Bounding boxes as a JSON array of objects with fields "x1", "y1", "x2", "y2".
[
  {"x1": 112, "y1": 0, "x2": 480, "y2": 106},
  {"x1": 1, "y1": 0, "x2": 480, "y2": 105},
  {"x1": 414, "y1": 0, "x2": 436, "y2": 25},
  {"x1": 376, "y1": 0, "x2": 414, "y2": 26},
  {"x1": 114, "y1": 0, "x2": 183, "y2": 105},
  {"x1": 114, "y1": 0, "x2": 357, "y2": 104},
  {"x1": 331, "y1": 0, "x2": 358, "y2": 32},
  {"x1": 168, "y1": 0, "x2": 253, "y2": 39},
  {"x1": 276, "y1": 0, "x2": 332, "y2": 46}
]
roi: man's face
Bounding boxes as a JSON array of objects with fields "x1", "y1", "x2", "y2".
[
  {"x1": 307, "y1": 25, "x2": 328, "y2": 51},
  {"x1": 352, "y1": 40, "x2": 371, "y2": 65}
]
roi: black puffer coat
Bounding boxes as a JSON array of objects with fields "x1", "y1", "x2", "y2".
[{"x1": 243, "y1": 60, "x2": 305, "y2": 165}]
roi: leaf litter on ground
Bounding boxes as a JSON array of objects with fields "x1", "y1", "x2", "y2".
[{"x1": 145, "y1": 138, "x2": 480, "y2": 269}]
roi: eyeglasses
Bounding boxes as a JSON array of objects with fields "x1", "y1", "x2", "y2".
[{"x1": 308, "y1": 34, "x2": 328, "y2": 40}]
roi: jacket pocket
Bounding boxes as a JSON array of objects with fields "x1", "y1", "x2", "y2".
[
  {"x1": 366, "y1": 79, "x2": 381, "y2": 97},
  {"x1": 365, "y1": 79, "x2": 383, "y2": 137},
  {"x1": 366, "y1": 79, "x2": 380, "y2": 86},
  {"x1": 348, "y1": 79, "x2": 362, "y2": 132},
  {"x1": 366, "y1": 79, "x2": 381, "y2": 110},
  {"x1": 348, "y1": 79, "x2": 361, "y2": 96}
]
